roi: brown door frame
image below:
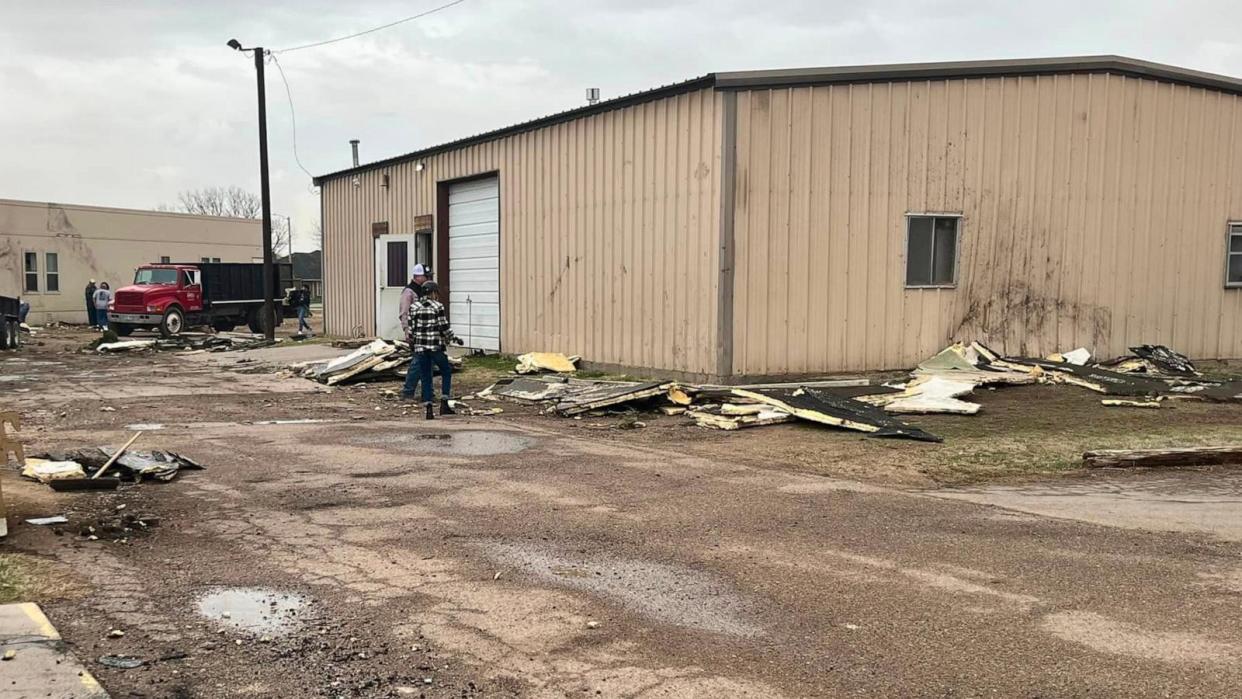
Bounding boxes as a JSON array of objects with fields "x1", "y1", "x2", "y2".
[{"x1": 435, "y1": 170, "x2": 500, "y2": 326}]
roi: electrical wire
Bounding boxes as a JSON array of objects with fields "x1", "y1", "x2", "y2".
[
  {"x1": 268, "y1": 52, "x2": 317, "y2": 185},
  {"x1": 273, "y1": 0, "x2": 468, "y2": 54}
]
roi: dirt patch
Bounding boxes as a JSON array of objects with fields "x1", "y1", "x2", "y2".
[{"x1": 1042, "y1": 611, "x2": 1239, "y2": 664}]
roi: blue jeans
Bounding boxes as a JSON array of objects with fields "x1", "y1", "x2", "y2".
[
  {"x1": 297, "y1": 305, "x2": 311, "y2": 332},
  {"x1": 96, "y1": 309, "x2": 108, "y2": 330},
  {"x1": 416, "y1": 349, "x2": 453, "y2": 403},
  {"x1": 401, "y1": 354, "x2": 421, "y2": 397}
]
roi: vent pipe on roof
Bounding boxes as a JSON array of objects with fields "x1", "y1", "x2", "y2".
[
  {"x1": 349, "y1": 139, "x2": 360, "y2": 167},
  {"x1": 586, "y1": 88, "x2": 600, "y2": 105}
]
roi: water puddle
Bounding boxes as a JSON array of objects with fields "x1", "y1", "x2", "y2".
[
  {"x1": 195, "y1": 587, "x2": 307, "y2": 636},
  {"x1": 350, "y1": 430, "x2": 533, "y2": 456},
  {"x1": 483, "y1": 542, "x2": 762, "y2": 637}
]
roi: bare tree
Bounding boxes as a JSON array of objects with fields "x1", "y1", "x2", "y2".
[
  {"x1": 168, "y1": 186, "x2": 262, "y2": 219},
  {"x1": 163, "y1": 186, "x2": 287, "y2": 257},
  {"x1": 311, "y1": 220, "x2": 323, "y2": 251}
]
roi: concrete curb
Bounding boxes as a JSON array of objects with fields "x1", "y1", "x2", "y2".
[{"x1": 0, "y1": 602, "x2": 109, "y2": 698}]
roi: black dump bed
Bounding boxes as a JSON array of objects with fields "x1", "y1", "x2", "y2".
[
  {"x1": 174, "y1": 262, "x2": 293, "y2": 304},
  {"x1": 0, "y1": 295, "x2": 18, "y2": 320}
]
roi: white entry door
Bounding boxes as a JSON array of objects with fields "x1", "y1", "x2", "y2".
[
  {"x1": 448, "y1": 177, "x2": 500, "y2": 351},
  {"x1": 374, "y1": 233, "x2": 417, "y2": 340}
]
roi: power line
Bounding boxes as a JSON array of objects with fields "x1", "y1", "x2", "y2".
[
  {"x1": 268, "y1": 52, "x2": 317, "y2": 184},
  {"x1": 274, "y1": 0, "x2": 468, "y2": 54}
]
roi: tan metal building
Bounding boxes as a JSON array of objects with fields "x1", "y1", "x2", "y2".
[
  {"x1": 316, "y1": 56, "x2": 1242, "y2": 381},
  {"x1": 0, "y1": 199, "x2": 262, "y2": 324}
]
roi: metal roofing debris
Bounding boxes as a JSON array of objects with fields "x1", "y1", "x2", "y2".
[
  {"x1": 296, "y1": 339, "x2": 459, "y2": 386},
  {"x1": 1130, "y1": 345, "x2": 1197, "y2": 376},
  {"x1": 733, "y1": 386, "x2": 943, "y2": 443},
  {"x1": 32, "y1": 448, "x2": 203, "y2": 483}
]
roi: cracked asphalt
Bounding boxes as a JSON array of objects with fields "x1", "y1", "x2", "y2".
[{"x1": 2, "y1": 328, "x2": 1241, "y2": 697}]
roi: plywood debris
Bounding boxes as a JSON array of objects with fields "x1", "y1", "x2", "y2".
[
  {"x1": 1101, "y1": 399, "x2": 1164, "y2": 409},
  {"x1": 1084, "y1": 445, "x2": 1242, "y2": 468}
]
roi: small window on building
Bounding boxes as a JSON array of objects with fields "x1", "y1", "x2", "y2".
[
  {"x1": 160, "y1": 256, "x2": 171, "y2": 264},
  {"x1": 906, "y1": 215, "x2": 960, "y2": 287},
  {"x1": 45, "y1": 253, "x2": 59, "y2": 292},
  {"x1": 386, "y1": 240, "x2": 408, "y2": 287},
  {"x1": 415, "y1": 232, "x2": 433, "y2": 269},
  {"x1": 200, "y1": 257, "x2": 211, "y2": 263},
  {"x1": 1229, "y1": 223, "x2": 1242, "y2": 286},
  {"x1": 23, "y1": 252, "x2": 38, "y2": 293},
  {"x1": 211, "y1": 257, "x2": 221, "y2": 263}
]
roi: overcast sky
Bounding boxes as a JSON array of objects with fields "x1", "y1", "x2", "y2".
[{"x1": 3, "y1": 0, "x2": 1241, "y2": 251}]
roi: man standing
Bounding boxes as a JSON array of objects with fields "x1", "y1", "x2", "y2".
[
  {"x1": 84, "y1": 279, "x2": 97, "y2": 328},
  {"x1": 92, "y1": 282, "x2": 112, "y2": 331},
  {"x1": 398, "y1": 264, "x2": 431, "y2": 399},
  {"x1": 295, "y1": 284, "x2": 313, "y2": 335},
  {"x1": 406, "y1": 281, "x2": 461, "y2": 419}
]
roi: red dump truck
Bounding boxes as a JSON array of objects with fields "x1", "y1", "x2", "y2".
[{"x1": 108, "y1": 261, "x2": 294, "y2": 337}]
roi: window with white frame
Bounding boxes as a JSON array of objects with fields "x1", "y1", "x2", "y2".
[
  {"x1": 1229, "y1": 223, "x2": 1242, "y2": 286},
  {"x1": 23, "y1": 252, "x2": 38, "y2": 292},
  {"x1": 160, "y1": 256, "x2": 171, "y2": 264},
  {"x1": 45, "y1": 252, "x2": 59, "y2": 292},
  {"x1": 906, "y1": 215, "x2": 960, "y2": 287}
]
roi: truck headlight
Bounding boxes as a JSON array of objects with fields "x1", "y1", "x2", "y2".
[{"x1": 147, "y1": 305, "x2": 159, "y2": 312}]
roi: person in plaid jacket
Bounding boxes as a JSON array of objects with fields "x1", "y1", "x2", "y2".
[{"x1": 405, "y1": 281, "x2": 462, "y2": 419}]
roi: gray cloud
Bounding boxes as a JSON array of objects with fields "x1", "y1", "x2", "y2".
[{"x1": 1, "y1": 0, "x2": 1240, "y2": 250}]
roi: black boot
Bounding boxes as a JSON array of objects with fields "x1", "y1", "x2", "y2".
[
  {"x1": 424, "y1": 403, "x2": 435, "y2": 420},
  {"x1": 440, "y1": 399, "x2": 456, "y2": 416}
]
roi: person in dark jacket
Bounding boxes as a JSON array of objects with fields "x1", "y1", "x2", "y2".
[
  {"x1": 295, "y1": 285, "x2": 313, "y2": 335},
  {"x1": 84, "y1": 280, "x2": 97, "y2": 328}
]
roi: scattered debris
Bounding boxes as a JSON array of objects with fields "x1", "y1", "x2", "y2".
[
  {"x1": 1101, "y1": 398, "x2": 1164, "y2": 409},
  {"x1": 33, "y1": 446, "x2": 203, "y2": 483},
  {"x1": 515, "y1": 352, "x2": 579, "y2": 374},
  {"x1": 50, "y1": 478, "x2": 119, "y2": 492},
  {"x1": 25, "y1": 515, "x2": 68, "y2": 526},
  {"x1": 734, "y1": 386, "x2": 942, "y2": 442},
  {"x1": 586, "y1": 621, "x2": 601, "y2": 630},
  {"x1": 864, "y1": 375, "x2": 983, "y2": 415},
  {"x1": 2, "y1": 649, "x2": 14, "y2": 661},
  {"x1": 108, "y1": 629, "x2": 125, "y2": 638},
  {"x1": 97, "y1": 655, "x2": 145, "y2": 669},
  {"x1": 690, "y1": 407, "x2": 792, "y2": 431},
  {"x1": 1131, "y1": 345, "x2": 1197, "y2": 376},
  {"x1": 295, "y1": 339, "x2": 459, "y2": 386},
  {"x1": 96, "y1": 340, "x2": 156, "y2": 353},
  {"x1": 1084, "y1": 445, "x2": 1242, "y2": 469},
  {"x1": 20, "y1": 458, "x2": 87, "y2": 483},
  {"x1": 1047, "y1": 347, "x2": 1092, "y2": 366}
]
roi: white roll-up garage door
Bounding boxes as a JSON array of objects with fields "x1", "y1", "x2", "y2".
[{"x1": 448, "y1": 177, "x2": 500, "y2": 351}]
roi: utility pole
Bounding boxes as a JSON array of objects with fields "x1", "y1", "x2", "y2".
[{"x1": 229, "y1": 39, "x2": 276, "y2": 341}]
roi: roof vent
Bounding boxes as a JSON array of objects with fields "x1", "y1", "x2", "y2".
[
  {"x1": 586, "y1": 88, "x2": 600, "y2": 105},
  {"x1": 349, "y1": 139, "x2": 360, "y2": 167}
]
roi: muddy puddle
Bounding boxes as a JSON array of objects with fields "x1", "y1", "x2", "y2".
[
  {"x1": 482, "y1": 542, "x2": 762, "y2": 637},
  {"x1": 195, "y1": 588, "x2": 308, "y2": 636},
  {"x1": 349, "y1": 430, "x2": 533, "y2": 456}
]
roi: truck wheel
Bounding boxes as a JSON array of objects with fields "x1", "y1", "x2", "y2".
[
  {"x1": 114, "y1": 323, "x2": 134, "y2": 337},
  {"x1": 159, "y1": 307, "x2": 185, "y2": 337},
  {"x1": 247, "y1": 307, "x2": 275, "y2": 335}
]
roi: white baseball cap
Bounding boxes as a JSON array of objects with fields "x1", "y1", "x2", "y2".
[{"x1": 412, "y1": 264, "x2": 427, "y2": 276}]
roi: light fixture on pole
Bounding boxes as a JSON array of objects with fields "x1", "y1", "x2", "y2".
[{"x1": 228, "y1": 38, "x2": 276, "y2": 342}]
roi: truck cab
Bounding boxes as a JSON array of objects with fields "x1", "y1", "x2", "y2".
[{"x1": 110, "y1": 265, "x2": 203, "y2": 336}]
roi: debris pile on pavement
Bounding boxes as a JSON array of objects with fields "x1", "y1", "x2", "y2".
[
  {"x1": 97, "y1": 332, "x2": 275, "y2": 353},
  {"x1": 23, "y1": 431, "x2": 204, "y2": 491},
  {"x1": 293, "y1": 339, "x2": 461, "y2": 386}
]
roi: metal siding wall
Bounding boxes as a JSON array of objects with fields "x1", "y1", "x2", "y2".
[
  {"x1": 733, "y1": 74, "x2": 1242, "y2": 374},
  {"x1": 320, "y1": 89, "x2": 722, "y2": 375}
]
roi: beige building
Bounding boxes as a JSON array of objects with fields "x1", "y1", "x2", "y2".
[
  {"x1": 316, "y1": 56, "x2": 1242, "y2": 381},
  {"x1": 0, "y1": 199, "x2": 262, "y2": 325}
]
